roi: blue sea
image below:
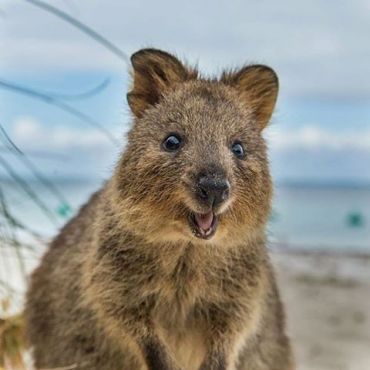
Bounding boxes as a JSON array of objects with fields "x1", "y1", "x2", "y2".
[
  {"x1": 269, "y1": 184, "x2": 370, "y2": 252},
  {"x1": 2, "y1": 179, "x2": 369, "y2": 253}
]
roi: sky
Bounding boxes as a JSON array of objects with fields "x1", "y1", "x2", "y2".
[{"x1": 1, "y1": 0, "x2": 370, "y2": 184}]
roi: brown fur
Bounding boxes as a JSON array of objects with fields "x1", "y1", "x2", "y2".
[{"x1": 25, "y1": 49, "x2": 295, "y2": 370}]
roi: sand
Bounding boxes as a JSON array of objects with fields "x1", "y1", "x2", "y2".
[{"x1": 273, "y1": 249, "x2": 370, "y2": 370}]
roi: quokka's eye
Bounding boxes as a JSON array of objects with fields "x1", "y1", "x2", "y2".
[
  {"x1": 231, "y1": 142, "x2": 246, "y2": 159},
  {"x1": 162, "y1": 134, "x2": 182, "y2": 152}
]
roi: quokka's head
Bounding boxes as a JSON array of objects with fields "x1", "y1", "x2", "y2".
[{"x1": 114, "y1": 48, "x2": 278, "y2": 246}]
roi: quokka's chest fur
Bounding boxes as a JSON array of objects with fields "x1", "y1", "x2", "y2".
[
  {"x1": 154, "y1": 255, "x2": 266, "y2": 370},
  {"x1": 87, "y1": 232, "x2": 267, "y2": 370},
  {"x1": 87, "y1": 210, "x2": 266, "y2": 319}
]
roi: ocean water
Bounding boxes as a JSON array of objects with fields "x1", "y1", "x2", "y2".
[
  {"x1": 269, "y1": 185, "x2": 370, "y2": 252},
  {"x1": 2, "y1": 180, "x2": 370, "y2": 252}
]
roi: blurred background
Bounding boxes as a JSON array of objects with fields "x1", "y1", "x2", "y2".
[{"x1": 0, "y1": 1, "x2": 369, "y2": 369}]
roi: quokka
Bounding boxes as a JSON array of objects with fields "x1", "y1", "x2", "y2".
[{"x1": 25, "y1": 48, "x2": 295, "y2": 370}]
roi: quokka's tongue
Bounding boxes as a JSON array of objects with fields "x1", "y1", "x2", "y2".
[{"x1": 194, "y1": 212, "x2": 214, "y2": 232}]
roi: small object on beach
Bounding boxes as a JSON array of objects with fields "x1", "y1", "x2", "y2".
[
  {"x1": 57, "y1": 202, "x2": 72, "y2": 218},
  {"x1": 346, "y1": 211, "x2": 365, "y2": 228}
]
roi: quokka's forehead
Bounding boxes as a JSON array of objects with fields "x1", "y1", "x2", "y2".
[
  {"x1": 135, "y1": 80, "x2": 259, "y2": 139},
  {"x1": 168, "y1": 80, "x2": 243, "y2": 105},
  {"x1": 159, "y1": 81, "x2": 254, "y2": 124}
]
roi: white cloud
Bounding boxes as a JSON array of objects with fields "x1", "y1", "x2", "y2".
[
  {"x1": 266, "y1": 125, "x2": 370, "y2": 152},
  {"x1": 12, "y1": 116, "x2": 122, "y2": 153},
  {"x1": 2, "y1": 116, "x2": 123, "y2": 179}
]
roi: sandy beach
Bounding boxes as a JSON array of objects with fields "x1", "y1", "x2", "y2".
[{"x1": 273, "y1": 249, "x2": 370, "y2": 370}]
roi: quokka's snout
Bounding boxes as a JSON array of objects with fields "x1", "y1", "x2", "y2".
[
  {"x1": 185, "y1": 163, "x2": 231, "y2": 239},
  {"x1": 194, "y1": 166, "x2": 230, "y2": 209}
]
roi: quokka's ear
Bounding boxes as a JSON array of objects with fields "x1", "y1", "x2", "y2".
[
  {"x1": 222, "y1": 65, "x2": 279, "y2": 130},
  {"x1": 127, "y1": 48, "x2": 196, "y2": 117}
]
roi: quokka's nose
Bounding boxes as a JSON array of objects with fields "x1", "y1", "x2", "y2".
[{"x1": 197, "y1": 176, "x2": 230, "y2": 208}]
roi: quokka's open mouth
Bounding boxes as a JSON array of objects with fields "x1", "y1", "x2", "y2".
[{"x1": 188, "y1": 211, "x2": 218, "y2": 240}]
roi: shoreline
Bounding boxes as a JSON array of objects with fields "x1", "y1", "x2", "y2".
[{"x1": 271, "y1": 242, "x2": 370, "y2": 259}]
